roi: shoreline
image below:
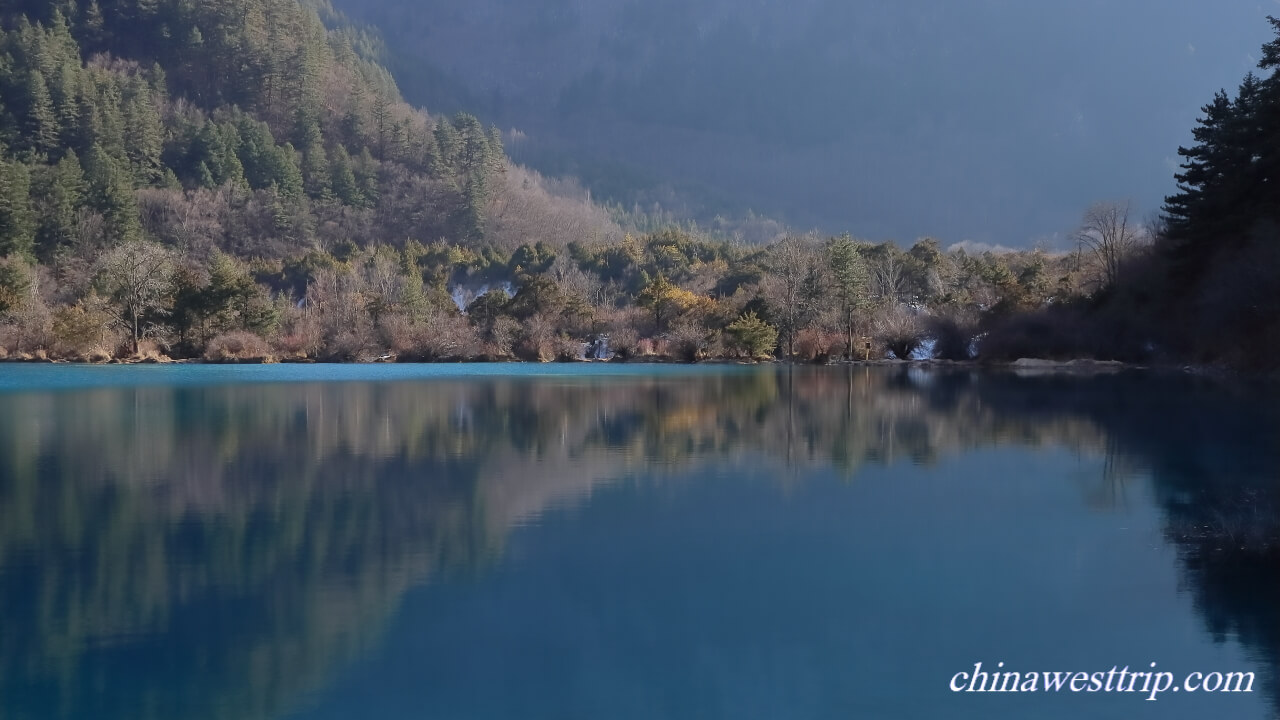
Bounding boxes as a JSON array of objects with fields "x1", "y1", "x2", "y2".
[{"x1": 0, "y1": 353, "x2": 1241, "y2": 378}]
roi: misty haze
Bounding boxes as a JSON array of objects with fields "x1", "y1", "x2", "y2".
[{"x1": 334, "y1": 0, "x2": 1273, "y2": 245}]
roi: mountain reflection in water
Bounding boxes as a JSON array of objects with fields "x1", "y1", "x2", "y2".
[{"x1": 0, "y1": 366, "x2": 1276, "y2": 719}]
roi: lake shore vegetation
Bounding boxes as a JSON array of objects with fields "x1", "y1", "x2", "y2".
[{"x1": 0, "y1": 1, "x2": 1275, "y2": 369}]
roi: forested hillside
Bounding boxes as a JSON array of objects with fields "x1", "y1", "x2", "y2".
[
  {"x1": 12, "y1": 0, "x2": 1268, "y2": 369},
  {"x1": 0, "y1": 0, "x2": 1105, "y2": 365},
  {"x1": 0, "y1": 0, "x2": 629, "y2": 360}
]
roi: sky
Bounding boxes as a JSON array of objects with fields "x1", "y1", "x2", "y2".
[{"x1": 340, "y1": 0, "x2": 1279, "y2": 246}]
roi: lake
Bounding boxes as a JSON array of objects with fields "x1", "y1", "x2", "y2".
[{"x1": 0, "y1": 364, "x2": 1277, "y2": 720}]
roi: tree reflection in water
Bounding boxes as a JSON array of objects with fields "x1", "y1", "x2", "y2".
[{"x1": 0, "y1": 367, "x2": 1276, "y2": 719}]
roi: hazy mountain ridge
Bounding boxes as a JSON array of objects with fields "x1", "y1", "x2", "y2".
[{"x1": 332, "y1": 0, "x2": 1273, "y2": 244}]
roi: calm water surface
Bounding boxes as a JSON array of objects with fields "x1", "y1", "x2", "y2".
[{"x1": 0, "y1": 364, "x2": 1278, "y2": 720}]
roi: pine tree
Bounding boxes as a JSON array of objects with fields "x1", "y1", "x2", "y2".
[
  {"x1": 49, "y1": 62, "x2": 80, "y2": 142},
  {"x1": 270, "y1": 143, "x2": 305, "y2": 200},
  {"x1": 354, "y1": 147, "x2": 378, "y2": 206},
  {"x1": 81, "y1": 0, "x2": 106, "y2": 51},
  {"x1": 419, "y1": 124, "x2": 442, "y2": 177},
  {"x1": 73, "y1": 81, "x2": 102, "y2": 155},
  {"x1": 0, "y1": 158, "x2": 36, "y2": 258},
  {"x1": 827, "y1": 233, "x2": 870, "y2": 358},
  {"x1": 122, "y1": 78, "x2": 163, "y2": 186},
  {"x1": 329, "y1": 144, "x2": 361, "y2": 206},
  {"x1": 194, "y1": 160, "x2": 216, "y2": 189},
  {"x1": 33, "y1": 150, "x2": 85, "y2": 259},
  {"x1": 371, "y1": 92, "x2": 390, "y2": 158},
  {"x1": 84, "y1": 143, "x2": 140, "y2": 245},
  {"x1": 23, "y1": 69, "x2": 59, "y2": 157},
  {"x1": 300, "y1": 139, "x2": 331, "y2": 201},
  {"x1": 339, "y1": 76, "x2": 366, "y2": 142},
  {"x1": 433, "y1": 119, "x2": 460, "y2": 175},
  {"x1": 1163, "y1": 76, "x2": 1270, "y2": 279},
  {"x1": 91, "y1": 77, "x2": 126, "y2": 160}
]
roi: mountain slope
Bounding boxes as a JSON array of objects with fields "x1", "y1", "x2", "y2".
[
  {"x1": 331, "y1": 0, "x2": 1274, "y2": 244},
  {"x1": 0, "y1": 0, "x2": 618, "y2": 263}
]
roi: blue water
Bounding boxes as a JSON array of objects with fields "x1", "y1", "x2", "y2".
[
  {"x1": 0, "y1": 364, "x2": 1276, "y2": 720},
  {"x1": 0, "y1": 361, "x2": 749, "y2": 391}
]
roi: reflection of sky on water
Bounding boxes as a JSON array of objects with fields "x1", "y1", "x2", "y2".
[{"x1": 0, "y1": 366, "x2": 1276, "y2": 720}]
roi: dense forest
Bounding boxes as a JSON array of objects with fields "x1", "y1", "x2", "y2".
[{"x1": 0, "y1": 0, "x2": 1273, "y2": 368}]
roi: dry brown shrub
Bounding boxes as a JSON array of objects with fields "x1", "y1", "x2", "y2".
[
  {"x1": 874, "y1": 305, "x2": 926, "y2": 360},
  {"x1": 130, "y1": 339, "x2": 170, "y2": 362},
  {"x1": 668, "y1": 318, "x2": 712, "y2": 362},
  {"x1": 794, "y1": 328, "x2": 840, "y2": 363},
  {"x1": 515, "y1": 312, "x2": 558, "y2": 362},
  {"x1": 52, "y1": 301, "x2": 114, "y2": 359},
  {"x1": 204, "y1": 331, "x2": 273, "y2": 362},
  {"x1": 389, "y1": 311, "x2": 482, "y2": 361},
  {"x1": 553, "y1": 335, "x2": 585, "y2": 362},
  {"x1": 77, "y1": 346, "x2": 112, "y2": 363},
  {"x1": 325, "y1": 330, "x2": 375, "y2": 362},
  {"x1": 274, "y1": 316, "x2": 323, "y2": 359}
]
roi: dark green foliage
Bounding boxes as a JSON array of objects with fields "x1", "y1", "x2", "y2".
[
  {"x1": 0, "y1": 0, "x2": 508, "y2": 258},
  {"x1": 826, "y1": 233, "x2": 869, "y2": 358},
  {"x1": 121, "y1": 76, "x2": 163, "y2": 185},
  {"x1": 174, "y1": 251, "x2": 277, "y2": 346},
  {"x1": 465, "y1": 288, "x2": 510, "y2": 328},
  {"x1": 724, "y1": 311, "x2": 777, "y2": 358},
  {"x1": 507, "y1": 274, "x2": 570, "y2": 320},
  {"x1": 83, "y1": 142, "x2": 139, "y2": 244},
  {"x1": 509, "y1": 241, "x2": 556, "y2": 275},
  {"x1": 1154, "y1": 15, "x2": 1280, "y2": 366},
  {"x1": 300, "y1": 138, "x2": 331, "y2": 200},
  {"x1": 328, "y1": 144, "x2": 362, "y2": 206},
  {"x1": 31, "y1": 149, "x2": 83, "y2": 258},
  {"x1": 0, "y1": 156, "x2": 35, "y2": 257},
  {"x1": 22, "y1": 69, "x2": 59, "y2": 156}
]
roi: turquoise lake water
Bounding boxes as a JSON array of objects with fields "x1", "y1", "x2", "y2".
[{"x1": 0, "y1": 364, "x2": 1277, "y2": 719}]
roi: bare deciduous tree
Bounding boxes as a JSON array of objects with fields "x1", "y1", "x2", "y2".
[
  {"x1": 97, "y1": 240, "x2": 175, "y2": 353},
  {"x1": 1075, "y1": 201, "x2": 1148, "y2": 288},
  {"x1": 864, "y1": 242, "x2": 908, "y2": 303},
  {"x1": 763, "y1": 234, "x2": 825, "y2": 359}
]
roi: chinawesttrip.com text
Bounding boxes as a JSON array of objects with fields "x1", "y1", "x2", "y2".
[{"x1": 950, "y1": 662, "x2": 1256, "y2": 702}]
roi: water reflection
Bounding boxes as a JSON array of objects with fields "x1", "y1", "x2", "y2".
[{"x1": 0, "y1": 367, "x2": 1277, "y2": 719}]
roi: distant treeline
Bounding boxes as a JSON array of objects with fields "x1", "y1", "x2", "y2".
[{"x1": 0, "y1": 0, "x2": 1273, "y2": 367}]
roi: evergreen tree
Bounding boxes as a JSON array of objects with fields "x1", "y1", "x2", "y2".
[
  {"x1": 80, "y1": 0, "x2": 105, "y2": 51},
  {"x1": 419, "y1": 123, "x2": 442, "y2": 177},
  {"x1": 433, "y1": 119, "x2": 460, "y2": 176},
  {"x1": 300, "y1": 139, "x2": 331, "y2": 201},
  {"x1": 354, "y1": 147, "x2": 378, "y2": 206},
  {"x1": 22, "y1": 69, "x2": 59, "y2": 156},
  {"x1": 122, "y1": 77, "x2": 163, "y2": 186},
  {"x1": 371, "y1": 92, "x2": 390, "y2": 158},
  {"x1": 329, "y1": 144, "x2": 361, "y2": 206},
  {"x1": 33, "y1": 149, "x2": 84, "y2": 258},
  {"x1": 827, "y1": 233, "x2": 870, "y2": 358},
  {"x1": 0, "y1": 158, "x2": 35, "y2": 258},
  {"x1": 91, "y1": 76, "x2": 126, "y2": 160},
  {"x1": 270, "y1": 143, "x2": 305, "y2": 200},
  {"x1": 84, "y1": 142, "x2": 140, "y2": 245},
  {"x1": 48, "y1": 62, "x2": 80, "y2": 141}
]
